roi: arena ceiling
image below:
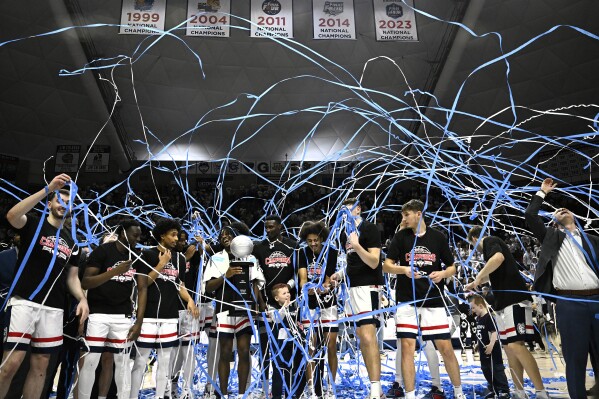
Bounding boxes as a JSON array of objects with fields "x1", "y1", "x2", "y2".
[{"x1": 1, "y1": 0, "x2": 598, "y2": 172}]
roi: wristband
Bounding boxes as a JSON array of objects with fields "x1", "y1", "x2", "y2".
[
  {"x1": 287, "y1": 279, "x2": 295, "y2": 289},
  {"x1": 44, "y1": 185, "x2": 49, "y2": 195}
]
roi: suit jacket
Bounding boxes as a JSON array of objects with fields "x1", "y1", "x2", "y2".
[{"x1": 524, "y1": 194, "x2": 599, "y2": 298}]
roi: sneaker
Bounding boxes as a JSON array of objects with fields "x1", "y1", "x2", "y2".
[
  {"x1": 324, "y1": 388, "x2": 336, "y2": 399},
  {"x1": 423, "y1": 386, "x2": 445, "y2": 399},
  {"x1": 497, "y1": 392, "x2": 511, "y2": 399},
  {"x1": 511, "y1": 391, "x2": 527, "y2": 399},
  {"x1": 300, "y1": 390, "x2": 318, "y2": 399},
  {"x1": 385, "y1": 382, "x2": 405, "y2": 398}
]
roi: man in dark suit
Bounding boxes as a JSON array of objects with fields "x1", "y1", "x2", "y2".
[{"x1": 525, "y1": 178, "x2": 599, "y2": 399}]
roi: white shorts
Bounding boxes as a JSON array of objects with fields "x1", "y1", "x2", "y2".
[
  {"x1": 301, "y1": 306, "x2": 339, "y2": 333},
  {"x1": 495, "y1": 301, "x2": 534, "y2": 344},
  {"x1": 5, "y1": 298, "x2": 63, "y2": 353},
  {"x1": 396, "y1": 304, "x2": 451, "y2": 341},
  {"x1": 83, "y1": 313, "x2": 133, "y2": 353},
  {"x1": 178, "y1": 309, "x2": 201, "y2": 344},
  {"x1": 215, "y1": 311, "x2": 252, "y2": 337},
  {"x1": 199, "y1": 304, "x2": 214, "y2": 329},
  {"x1": 137, "y1": 318, "x2": 179, "y2": 348},
  {"x1": 344, "y1": 286, "x2": 381, "y2": 327}
]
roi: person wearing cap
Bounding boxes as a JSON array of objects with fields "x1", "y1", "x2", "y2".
[{"x1": 525, "y1": 178, "x2": 599, "y2": 398}]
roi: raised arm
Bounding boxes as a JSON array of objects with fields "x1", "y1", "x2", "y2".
[
  {"x1": 7, "y1": 174, "x2": 71, "y2": 229},
  {"x1": 525, "y1": 178, "x2": 556, "y2": 242}
]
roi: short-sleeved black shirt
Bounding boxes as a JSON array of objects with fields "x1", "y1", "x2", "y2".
[
  {"x1": 342, "y1": 220, "x2": 383, "y2": 287},
  {"x1": 386, "y1": 227, "x2": 453, "y2": 308},
  {"x1": 13, "y1": 216, "x2": 80, "y2": 309},
  {"x1": 136, "y1": 247, "x2": 186, "y2": 319},
  {"x1": 297, "y1": 246, "x2": 338, "y2": 309},
  {"x1": 481, "y1": 236, "x2": 531, "y2": 311},
  {"x1": 475, "y1": 312, "x2": 502, "y2": 362},
  {"x1": 85, "y1": 242, "x2": 136, "y2": 315},
  {"x1": 253, "y1": 237, "x2": 298, "y2": 306}
]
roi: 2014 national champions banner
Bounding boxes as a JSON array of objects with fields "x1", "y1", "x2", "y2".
[{"x1": 120, "y1": 0, "x2": 418, "y2": 41}]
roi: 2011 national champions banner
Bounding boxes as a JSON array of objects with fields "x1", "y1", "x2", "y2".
[{"x1": 250, "y1": 0, "x2": 294, "y2": 38}]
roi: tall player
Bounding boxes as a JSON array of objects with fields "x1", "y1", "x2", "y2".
[
  {"x1": 383, "y1": 200, "x2": 464, "y2": 399},
  {"x1": 331, "y1": 198, "x2": 383, "y2": 399},
  {"x1": 78, "y1": 219, "x2": 145, "y2": 399},
  {"x1": 0, "y1": 174, "x2": 88, "y2": 399}
]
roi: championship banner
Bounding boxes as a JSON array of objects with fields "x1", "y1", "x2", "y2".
[
  {"x1": 250, "y1": 0, "x2": 294, "y2": 38},
  {"x1": 186, "y1": 0, "x2": 231, "y2": 37},
  {"x1": 119, "y1": 0, "x2": 166, "y2": 35},
  {"x1": 373, "y1": 0, "x2": 418, "y2": 41},
  {"x1": 55, "y1": 145, "x2": 80, "y2": 173},
  {"x1": 312, "y1": 0, "x2": 356, "y2": 40},
  {"x1": 85, "y1": 145, "x2": 110, "y2": 173}
]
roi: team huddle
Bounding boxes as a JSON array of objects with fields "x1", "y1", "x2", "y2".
[{"x1": 1, "y1": 174, "x2": 598, "y2": 399}]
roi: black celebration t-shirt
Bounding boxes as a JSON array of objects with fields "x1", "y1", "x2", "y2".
[
  {"x1": 297, "y1": 246, "x2": 338, "y2": 309},
  {"x1": 342, "y1": 220, "x2": 383, "y2": 287},
  {"x1": 386, "y1": 227, "x2": 454, "y2": 308},
  {"x1": 482, "y1": 236, "x2": 531, "y2": 311},
  {"x1": 13, "y1": 216, "x2": 80, "y2": 309},
  {"x1": 253, "y1": 237, "x2": 298, "y2": 306},
  {"x1": 136, "y1": 247, "x2": 186, "y2": 319},
  {"x1": 85, "y1": 241, "x2": 136, "y2": 315}
]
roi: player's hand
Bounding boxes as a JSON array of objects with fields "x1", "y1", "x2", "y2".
[
  {"x1": 541, "y1": 178, "x2": 557, "y2": 194},
  {"x1": 348, "y1": 232, "x2": 360, "y2": 248},
  {"x1": 115, "y1": 260, "x2": 133, "y2": 274},
  {"x1": 127, "y1": 322, "x2": 142, "y2": 341},
  {"x1": 158, "y1": 249, "x2": 171, "y2": 266},
  {"x1": 403, "y1": 266, "x2": 422, "y2": 279},
  {"x1": 76, "y1": 298, "x2": 89, "y2": 326},
  {"x1": 188, "y1": 301, "x2": 200, "y2": 318},
  {"x1": 225, "y1": 266, "x2": 243, "y2": 278},
  {"x1": 465, "y1": 278, "x2": 480, "y2": 292},
  {"x1": 48, "y1": 174, "x2": 71, "y2": 191},
  {"x1": 185, "y1": 244, "x2": 197, "y2": 260},
  {"x1": 485, "y1": 345, "x2": 493, "y2": 355},
  {"x1": 429, "y1": 271, "x2": 444, "y2": 284},
  {"x1": 330, "y1": 273, "x2": 342, "y2": 287},
  {"x1": 398, "y1": 219, "x2": 408, "y2": 231}
]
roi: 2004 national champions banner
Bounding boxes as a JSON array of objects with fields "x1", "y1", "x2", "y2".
[
  {"x1": 250, "y1": 0, "x2": 294, "y2": 38},
  {"x1": 186, "y1": 0, "x2": 231, "y2": 37},
  {"x1": 119, "y1": 0, "x2": 167, "y2": 35},
  {"x1": 312, "y1": 0, "x2": 356, "y2": 40},
  {"x1": 373, "y1": 0, "x2": 418, "y2": 41}
]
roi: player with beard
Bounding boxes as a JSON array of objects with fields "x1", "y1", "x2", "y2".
[
  {"x1": 78, "y1": 219, "x2": 145, "y2": 399},
  {"x1": 466, "y1": 225, "x2": 549, "y2": 399},
  {"x1": 130, "y1": 219, "x2": 199, "y2": 399},
  {"x1": 330, "y1": 198, "x2": 383, "y2": 399},
  {"x1": 383, "y1": 200, "x2": 463, "y2": 399},
  {"x1": 253, "y1": 215, "x2": 298, "y2": 398},
  {"x1": 203, "y1": 223, "x2": 264, "y2": 399},
  {"x1": 0, "y1": 174, "x2": 89, "y2": 399},
  {"x1": 298, "y1": 221, "x2": 338, "y2": 399}
]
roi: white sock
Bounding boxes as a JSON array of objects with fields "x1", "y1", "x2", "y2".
[
  {"x1": 98, "y1": 397, "x2": 107, "y2": 399},
  {"x1": 78, "y1": 352, "x2": 102, "y2": 399},
  {"x1": 370, "y1": 381, "x2": 381, "y2": 398},
  {"x1": 156, "y1": 347, "x2": 174, "y2": 399},
  {"x1": 405, "y1": 391, "x2": 416, "y2": 399},
  {"x1": 131, "y1": 347, "x2": 152, "y2": 399},
  {"x1": 422, "y1": 340, "x2": 441, "y2": 388},
  {"x1": 453, "y1": 385, "x2": 463, "y2": 396},
  {"x1": 395, "y1": 339, "x2": 403, "y2": 384},
  {"x1": 114, "y1": 352, "x2": 132, "y2": 399}
]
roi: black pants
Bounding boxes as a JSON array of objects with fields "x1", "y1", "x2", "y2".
[
  {"x1": 271, "y1": 340, "x2": 306, "y2": 399},
  {"x1": 555, "y1": 294, "x2": 599, "y2": 399},
  {"x1": 480, "y1": 354, "x2": 510, "y2": 395}
]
